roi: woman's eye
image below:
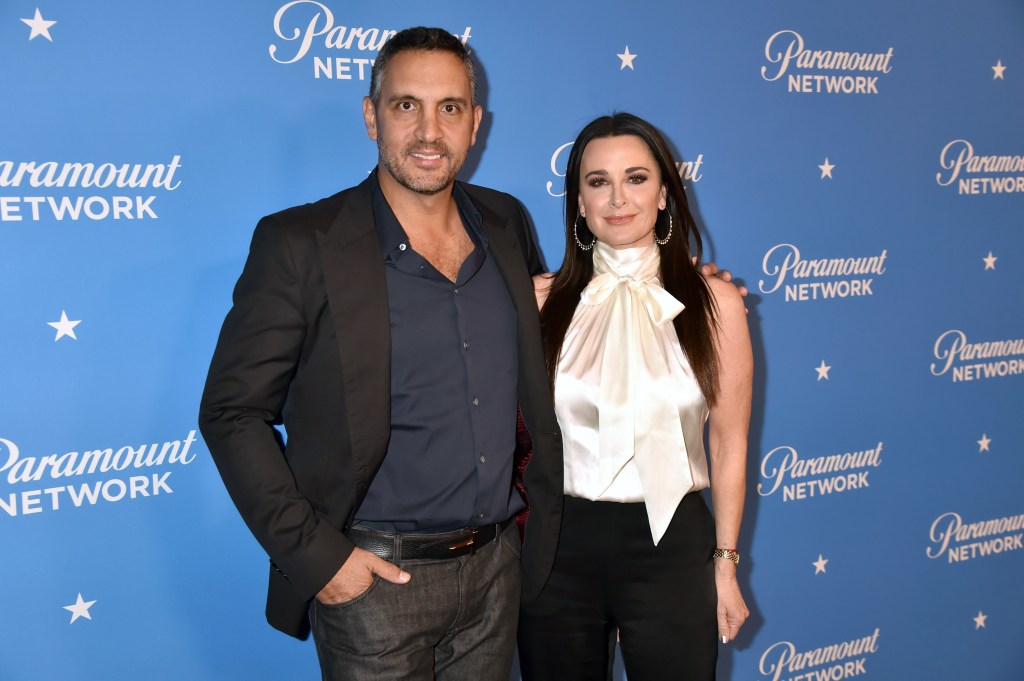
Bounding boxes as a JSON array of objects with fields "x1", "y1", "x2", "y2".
[
  {"x1": 628, "y1": 174, "x2": 648, "y2": 184},
  {"x1": 587, "y1": 178, "x2": 607, "y2": 187}
]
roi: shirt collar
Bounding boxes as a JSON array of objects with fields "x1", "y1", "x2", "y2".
[{"x1": 369, "y1": 169, "x2": 487, "y2": 262}]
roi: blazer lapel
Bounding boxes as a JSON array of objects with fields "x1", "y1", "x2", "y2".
[
  {"x1": 315, "y1": 179, "x2": 391, "y2": 509},
  {"x1": 477, "y1": 203, "x2": 535, "y2": 327}
]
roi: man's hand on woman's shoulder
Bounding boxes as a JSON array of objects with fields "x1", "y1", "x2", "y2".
[{"x1": 696, "y1": 259, "x2": 749, "y2": 308}]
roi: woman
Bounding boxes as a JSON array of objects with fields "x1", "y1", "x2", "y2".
[{"x1": 518, "y1": 113, "x2": 751, "y2": 680}]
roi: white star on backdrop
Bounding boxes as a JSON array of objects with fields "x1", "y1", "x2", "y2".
[
  {"x1": 813, "y1": 554, "x2": 829, "y2": 574},
  {"x1": 818, "y1": 157, "x2": 835, "y2": 179},
  {"x1": 64, "y1": 594, "x2": 96, "y2": 623},
  {"x1": 47, "y1": 310, "x2": 81, "y2": 341},
  {"x1": 983, "y1": 251, "x2": 997, "y2": 270},
  {"x1": 973, "y1": 611, "x2": 987, "y2": 629},
  {"x1": 992, "y1": 60, "x2": 1006, "y2": 80},
  {"x1": 977, "y1": 433, "x2": 991, "y2": 452},
  {"x1": 21, "y1": 8, "x2": 57, "y2": 41},
  {"x1": 815, "y1": 360, "x2": 831, "y2": 381},
  {"x1": 617, "y1": 46, "x2": 637, "y2": 71}
]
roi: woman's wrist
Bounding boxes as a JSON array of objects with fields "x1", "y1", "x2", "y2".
[
  {"x1": 715, "y1": 562, "x2": 738, "y2": 577},
  {"x1": 713, "y1": 547, "x2": 740, "y2": 576}
]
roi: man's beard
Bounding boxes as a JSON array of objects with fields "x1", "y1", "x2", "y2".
[{"x1": 377, "y1": 140, "x2": 468, "y2": 196}]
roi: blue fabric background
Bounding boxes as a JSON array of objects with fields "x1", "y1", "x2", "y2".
[{"x1": 1, "y1": 1, "x2": 1021, "y2": 678}]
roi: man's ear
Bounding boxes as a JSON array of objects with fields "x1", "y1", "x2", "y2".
[
  {"x1": 469, "y1": 104, "x2": 483, "y2": 146},
  {"x1": 362, "y1": 97, "x2": 378, "y2": 141}
]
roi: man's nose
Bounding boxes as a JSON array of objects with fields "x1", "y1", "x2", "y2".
[{"x1": 416, "y1": 110, "x2": 442, "y2": 143}]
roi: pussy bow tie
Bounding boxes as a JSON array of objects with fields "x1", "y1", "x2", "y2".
[
  {"x1": 581, "y1": 244, "x2": 684, "y2": 323},
  {"x1": 579, "y1": 242, "x2": 693, "y2": 545}
]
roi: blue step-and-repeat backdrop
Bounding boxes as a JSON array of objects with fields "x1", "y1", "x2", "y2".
[{"x1": 2, "y1": 1, "x2": 1022, "y2": 679}]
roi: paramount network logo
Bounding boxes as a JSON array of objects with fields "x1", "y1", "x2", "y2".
[
  {"x1": 930, "y1": 330, "x2": 1024, "y2": 383},
  {"x1": 546, "y1": 142, "x2": 703, "y2": 198},
  {"x1": 268, "y1": 1, "x2": 471, "y2": 80},
  {"x1": 758, "y1": 244, "x2": 888, "y2": 302},
  {"x1": 935, "y1": 140, "x2": 1024, "y2": 195},
  {"x1": 761, "y1": 29, "x2": 894, "y2": 94},
  {"x1": 759, "y1": 628, "x2": 881, "y2": 681},
  {"x1": 927, "y1": 511, "x2": 1024, "y2": 564},
  {"x1": 758, "y1": 441, "x2": 884, "y2": 503},
  {"x1": 0, "y1": 430, "x2": 198, "y2": 517},
  {"x1": 0, "y1": 156, "x2": 182, "y2": 222}
]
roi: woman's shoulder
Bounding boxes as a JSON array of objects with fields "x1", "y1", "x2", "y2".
[
  {"x1": 701, "y1": 273, "x2": 746, "y2": 319},
  {"x1": 700, "y1": 274, "x2": 741, "y2": 305}
]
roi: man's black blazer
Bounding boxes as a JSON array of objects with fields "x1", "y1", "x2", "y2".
[{"x1": 199, "y1": 177, "x2": 563, "y2": 639}]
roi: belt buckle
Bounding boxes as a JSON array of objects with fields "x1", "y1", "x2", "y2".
[{"x1": 448, "y1": 527, "x2": 480, "y2": 555}]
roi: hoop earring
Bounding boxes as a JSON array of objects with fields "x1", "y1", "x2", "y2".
[
  {"x1": 655, "y1": 212, "x2": 673, "y2": 246},
  {"x1": 574, "y1": 213, "x2": 595, "y2": 251}
]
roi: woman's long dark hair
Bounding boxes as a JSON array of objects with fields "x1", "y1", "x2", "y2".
[{"x1": 540, "y1": 112, "x2": 721, "y2": 405}]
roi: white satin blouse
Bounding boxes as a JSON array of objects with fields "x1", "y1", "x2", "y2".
[{"x1": 554, "y1": 241, "x2": 710, "y2": 545}]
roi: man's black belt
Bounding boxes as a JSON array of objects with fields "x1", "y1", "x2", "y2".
[{"x1": 347, "y1": 519, "x2": 512, "y2": 561}]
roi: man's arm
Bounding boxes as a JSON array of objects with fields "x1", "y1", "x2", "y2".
[{"x1": 199, "y1": 217, "x2": 352, "y2": 600}]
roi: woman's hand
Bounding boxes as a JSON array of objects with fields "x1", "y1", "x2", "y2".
[{"x1": 715, "y1": 565, "x2": 749, "y2": 643}]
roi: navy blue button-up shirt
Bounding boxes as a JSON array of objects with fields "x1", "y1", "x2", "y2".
[{"x1": 353, "y1": 174, "x2": 524, "y2": 532}]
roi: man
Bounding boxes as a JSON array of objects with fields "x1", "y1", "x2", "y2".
[{"x1": 199, "y1": 27, "x2": 563, "y2": 679}]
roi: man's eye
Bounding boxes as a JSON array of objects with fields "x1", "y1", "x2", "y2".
[
  {"x1": 397, "y1": 101, "x2": 414, "y2": 111},
  {"x1": 442, "y1": 104, "x2": 459, "y2": 114}
]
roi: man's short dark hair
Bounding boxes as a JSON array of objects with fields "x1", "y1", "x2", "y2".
[{"x1": 369, "y1": 26, "x2": 477, "y2": 105}]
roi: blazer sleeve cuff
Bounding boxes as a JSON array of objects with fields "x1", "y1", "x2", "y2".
[{"x1": 276, "y1": 522, "x2": 356, "y2": 601}]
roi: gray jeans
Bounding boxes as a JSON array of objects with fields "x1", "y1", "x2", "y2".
[{"x1": 309, "y1": 521, "x2": 522, "y2": 680}]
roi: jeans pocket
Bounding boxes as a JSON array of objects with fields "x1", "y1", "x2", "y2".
[
  {"x1": 319, "y1": 574, "x2": 382, "y2": 610},
  {"x1": 499, "y1": 529, "x2": 523, "y2": 560}
]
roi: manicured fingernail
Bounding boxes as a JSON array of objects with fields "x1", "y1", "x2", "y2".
[{"x1": 721, "y1": 635, "x2": 728, "y2": 644}]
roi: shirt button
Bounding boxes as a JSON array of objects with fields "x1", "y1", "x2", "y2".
[
  {"x1": 472, "y1": 397, "x2": 479, "y2": 406},
  {"x1": 478, "y1": 512, "x2": 486, "y2": 519},
  {"x1": 454, "y1": 288, "x2": 460, "y2": 295},
  {"x1": 399, "y1": 243, "x2": 407, "y2": 251},
  {"x1": 479, "y1": 455, "x2": 486, "y2": 463},
  {"x1": 463, "y1": 340, "x2": 470, "y2": 350}
]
